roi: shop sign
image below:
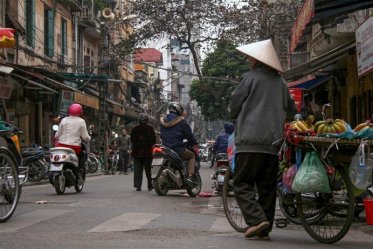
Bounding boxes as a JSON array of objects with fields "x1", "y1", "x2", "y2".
[
  {"x1": 289, "y1": 88, "x2": 303, "y2": 112},
  {"x1": 75, "y1": 92, "x2": 99, "y2": 110},
  {"x1": 58, "y1": 90, "x2": 74, "y2": 116},
  {"x1": 356, "y1": 17, "x2": 373, "y2": 77},
  {"x1": 0, "y1": 77, "x2": 14, "y2": 99},
  {"x1": 289, "y1": 0, "x2": 314, "y2": 54}
]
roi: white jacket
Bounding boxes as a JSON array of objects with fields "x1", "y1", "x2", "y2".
[{"x1": 55, "y1": 116, "x2": 91, "y2": 146}]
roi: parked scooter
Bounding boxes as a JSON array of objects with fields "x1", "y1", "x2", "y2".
[
  {"x1": 22, "y1": 146, "x2": 48, "y2": 182},
  {"x1": 151, "y1": 143, "x2": 202, "y2": 197},
  {"x1": 49, "y1": 125, "x2": 86, "y2": 195},
  {"x1": 211, "y1": 153, "x2": 230, "y2": 195}
]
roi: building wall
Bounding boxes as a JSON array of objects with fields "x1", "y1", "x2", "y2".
[{"x1": 15, "y1": 0, "x2": 74, "y2": 71}]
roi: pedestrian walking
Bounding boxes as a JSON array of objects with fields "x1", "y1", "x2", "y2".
[
  {"x1": 131, "y1": 113, "x2": 156, "y2": 191},
  {"x1": 117, "y1": 129, "x2": 131, "y2": 175},
  {"x1": 228, "y1": 39, "x2": 297, "y2": 240}
]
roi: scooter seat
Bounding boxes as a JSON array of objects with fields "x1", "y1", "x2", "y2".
[{"x1": 51, "y1": 147, "x2": 76, "y2": 154}]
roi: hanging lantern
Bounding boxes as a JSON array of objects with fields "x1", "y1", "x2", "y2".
[{"x1": 0, "y1": 28, "x2": 16, "y2": 48}]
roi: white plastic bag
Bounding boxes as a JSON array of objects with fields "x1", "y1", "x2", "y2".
[{"x1": 349, "y1": 140, "x2": 373, "y2": 190}]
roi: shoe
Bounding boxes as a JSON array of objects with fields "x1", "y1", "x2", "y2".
[
  {"x1": 136, "y1": 188, "x2": 141, "y2": 191},
  {"x1": 247, "y1": 235, "x2": 270, "y2": 241},
  {"x1": 148, "y1": 187, "x2": 153, "y2": 191},
  {"x1": 124, "y1": 172, "x2": 128, "y2": 175},
  {"x1": 244, "y1": 221, "x2": 270, "y2": 238}
]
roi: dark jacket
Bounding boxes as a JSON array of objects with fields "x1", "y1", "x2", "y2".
[
  {"x1": 229, "y1": 66, "x2": 296, "y2": 155},
  {"x1": 214, "y1": 123, "x2": 234, "y2": 153},
  {"x1": 160, "y1": 113, "x2": 197, "y2": 154},
  {"x1": 130, "y1": 124, "x2": 156, "y2": 158}
]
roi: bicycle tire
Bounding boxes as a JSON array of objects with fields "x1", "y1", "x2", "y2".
[
  {"x1": 0, "y1": 150, "x2": 20, "y2": 223},
  {"x1": 296, "y1": 165, "x2": 355, "y2": 244},
  {"x1": 222, "y1": 166, "x2": 248, "y2": 233}
]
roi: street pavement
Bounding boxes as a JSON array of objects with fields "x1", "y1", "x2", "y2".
[{"x1": 0, "y1": 162, "x2": 372, "y2": 249}]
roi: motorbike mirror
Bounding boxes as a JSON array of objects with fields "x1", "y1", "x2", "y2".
[{"x1": 52, "y1": 124, "x2": 59, "y2": 131}]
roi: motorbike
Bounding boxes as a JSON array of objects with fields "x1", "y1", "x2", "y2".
[
  {"x1": 48, "y1": 125, "x2": 86, "y2": 195},
  {"x1": 151, "y1": 144, "x2": 202, "y2": 197},
  {"x1": 86, "y1": 152, "x2": 100, "y2": 174},
  {"x1": 211, "y1": 153, "x2": 230, "y2": 195},
  {"x1": 22, "y1": 146, "x2": 48, "y2": 182}
]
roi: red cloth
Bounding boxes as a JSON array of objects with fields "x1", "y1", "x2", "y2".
[{"x1": 56, "y1": 142, "x2": 81, "y2": 155}]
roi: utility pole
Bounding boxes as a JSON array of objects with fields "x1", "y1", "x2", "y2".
[{"x1": 98, "y1": 20, "x2": 109, "y2": 173}]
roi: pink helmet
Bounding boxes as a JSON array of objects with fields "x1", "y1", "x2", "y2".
[{"x1": 68, "y1": 103, "x2": 83, "y2": 116}]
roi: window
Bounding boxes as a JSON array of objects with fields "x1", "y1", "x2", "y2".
[
  {"x1": 61, "y1": 18, "x2": 67, "y2": 56},
  {"x1": 44, "y1": 7, "x2": 54, "y2": 57},
  {"x1": 25, "y1": 0, "x2": 35, "y2": 47}
]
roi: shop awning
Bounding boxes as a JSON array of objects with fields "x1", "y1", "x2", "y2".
[
  {"x1": 288, "y1": 75, "x2": 332, "y2": 90},
  {"x1": 283, "y1": 40, "x2": 355, "y2": 81},
  {"x1": 289, "y1": 0, "x2": 373, "y2": 53},
  {"x1": 11, "y1": 73, "x2": 58, "y2": 94},
  {"x1": 57, "y1": 72, "x2": 111, "y2": 82}
]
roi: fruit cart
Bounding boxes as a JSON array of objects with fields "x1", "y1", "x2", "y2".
[{"x1": 284, "y1": 126, "x2": 373, "y2": 243}]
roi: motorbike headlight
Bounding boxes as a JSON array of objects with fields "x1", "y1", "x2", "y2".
[{"x1": 11, "y1": 134, "x2": 21, "y2": 154}]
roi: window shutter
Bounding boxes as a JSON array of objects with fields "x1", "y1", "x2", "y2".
[{"x1": 47, "y1": 9, "x2": 54, "y2": 57}]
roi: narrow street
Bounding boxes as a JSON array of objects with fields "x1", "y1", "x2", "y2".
[{"x1": 0, "y1": 163, "x2": 371, "y2": 249}]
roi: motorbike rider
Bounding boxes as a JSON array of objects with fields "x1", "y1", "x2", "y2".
[
  {"x1": 54, "y1": 103, "x2": 91, "y2": 182},
  {"x1": 211, "y1": 122, "x2": 235, "y2": 168},
  {"x1": 160, "y1": 102, "x2": 198, "y2": 185}
]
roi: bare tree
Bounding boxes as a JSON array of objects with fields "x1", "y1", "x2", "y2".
[{"x1": 128, "y1": 0, "x2": 253, "y2": 80}]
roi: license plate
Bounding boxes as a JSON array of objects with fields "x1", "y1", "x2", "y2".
[
  {"x1": 151, "y1": 165, "x2": 162, "y2": 178},
  {"x1": 50, "y1": 164, "x2": 63, "y2": 171},
  {"x1": 152, "y1": 158, "x2": 163, "y2": 166},
  {"x1": 217, "y1": 174, "x2": 225, "y2": 183}
]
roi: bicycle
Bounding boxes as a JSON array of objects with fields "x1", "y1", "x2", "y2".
[
  {"x1": 108, "y1": 149, "x2": 119, "y2": 175},
  {"x1": 0, "y1": 121, "x2": 27, "y2": 223}
]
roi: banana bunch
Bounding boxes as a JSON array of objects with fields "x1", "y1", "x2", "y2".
[
  {"x1": 290, "y1": 120, "x2": 311, "y2": 132},
  {"x1": 314, "y1": 119, "x2": 347, "y2": 135},
  {"x1": 353, "y1": 120, "x2": 373, "y2": 132}
]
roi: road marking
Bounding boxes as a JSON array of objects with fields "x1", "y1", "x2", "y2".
[
  {"x1": 88, "y1": 212, "x2": 161, "y2": 233},
  {"x1": 0, "y1": 209, "x2": 71, "y2": 233},
  {"x1": 209, "y1": 217, "x2": 236, "y2": 232}
]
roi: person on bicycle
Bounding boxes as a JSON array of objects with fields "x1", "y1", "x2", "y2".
[
  {"x1": 228, "y1": 39, "x2": 296, "y2": 240},
  {"x1": 211, "y1": 122, "x2": 234, "y2": 168},
  {"x1": 160, "y1": 102, "x2": 198, "y2": 185},
  {"x1": 55, "y1": 103, "x2": 91, "y2": 182}
]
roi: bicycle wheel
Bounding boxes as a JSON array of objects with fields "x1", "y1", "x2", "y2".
[
  {"x1": 222, "y1": 166, "x2": 248, "y2": 233},
  {"x1": 296, "y1": 165, "x2": 355, "y2": 244},
  {"x1": 0, "y1": 150, "x2": 20, "y2": 223},
  {"x1": 278, "y1": 182, "x2": 326, "y2": 225}
]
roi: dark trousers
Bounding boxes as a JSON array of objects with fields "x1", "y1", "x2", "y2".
[
  {"x1": 119, "y1": 150, "x2": 129, "y2": 173},
  {"x1": 133, "y1": 157, "x2": 152, "y2": 189},
  {"x1": 233, "y1": 152, "x2": 278, "y2": 234}
]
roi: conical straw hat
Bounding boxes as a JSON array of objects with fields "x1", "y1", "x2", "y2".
[{"x1": 236, "y1": 39, "x2": 283, "y2": 72}]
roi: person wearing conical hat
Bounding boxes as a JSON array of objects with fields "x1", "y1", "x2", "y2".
[{"x1": 228, "y1": 39, "x2": 297, "y2": 240}]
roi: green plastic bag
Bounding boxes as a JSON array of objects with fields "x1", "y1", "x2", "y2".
[{"x1": 292, "y1": 151, "x2": 331, "y2": 193}]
